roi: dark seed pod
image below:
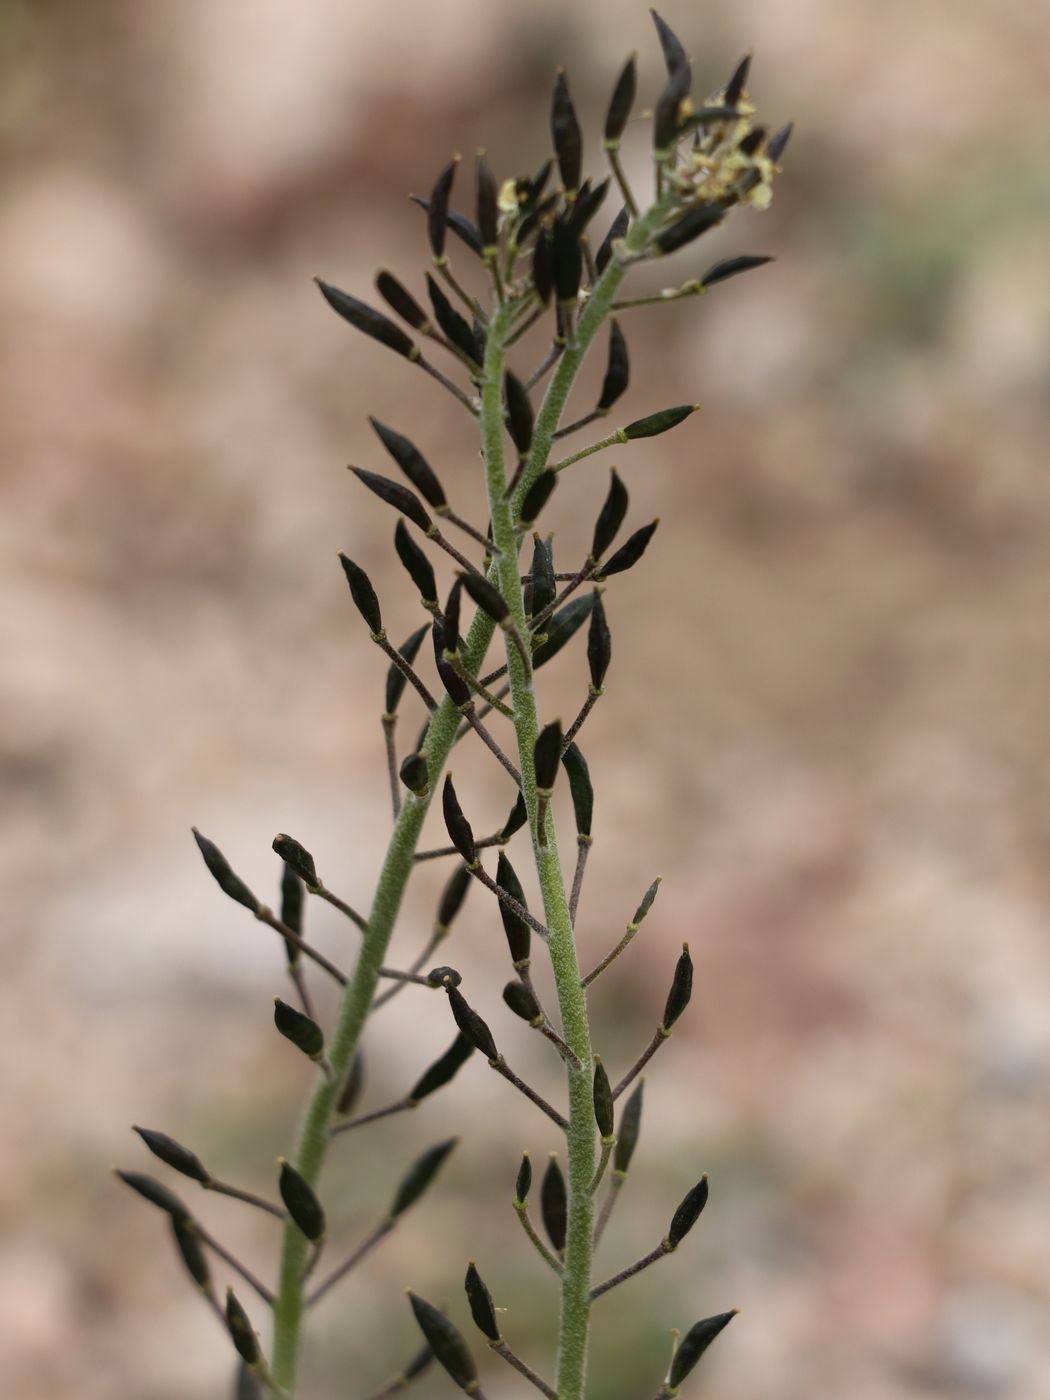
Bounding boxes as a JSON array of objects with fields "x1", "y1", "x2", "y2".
[
  {"x1": 504, "y1": 370, "x2": 533, "y2": 456},
  {"x1": 408, "y1": 1032, "x2": 474, "y2": 1103},
  {"x1": 429, "y1": 965, "x2": 463, "y2": 989},
  {"x1": 529, "y1": 534, "x2": 555, "y2": 618},
  {"x1": 413, "y1": 195, "x2": 485, "y2": 257},
  {"x1": 605, "y1": 55, "x2": 637, "y2": 143},
  {"x1": 503, "y1": 978, "x2": 542, "y2": 1022},
  {"x1": 392, "y1": 523, "x2": 437, "y2": 610},
  {"x1": 613, "y1": 1079, "x2": 644, "y2": 1173},
  {"x1": 426, "y1": 273, "x2": 482, "y2": 365},
  {"x1": 115, "y1": 1170, "x2": 191, "y2": 1221},
  {"x1": 540, "y1": 1155, "x2": 567, "y2": 1253},
  {"x1": 534, "y1": 721, "x2": 562, "y2": 792},
  {"x1": 598, "y1": 520, "x2": 659, "y2": 579},
  {"x1": 632, "y1": 876, "x2": 662, "y2": 927},
  {"x1": 274, "y1": 998, "x2": 324, "y2": 1059},
  {"x1": 442, "y1": 579, "x2": 463, "y2": 655},
  {"x1": 475, "y1": 153, "x2": 499, "y2": 250},
  {"x1": 737, "y1": 126, "x2": 767, "y2": 157},
  {"x1": 551, "y1": 215, "x2": 583, "y2": 304},
  {"x1": 623, "y1": 404, "x2": 697, "y2": 439},
  {"x1": 133, "y1": 1127, "x2": 210, "y2": 1185},
  {"x1": 661, "y1": 944, "x2": 694, "y2": 1030},
  {"x1": 225, "y1": 1289, "x2": 261, "y2": 1366},
  {"x1": 280, "y1": 865, "x2": 304, "y2": 946},
  {"x1": 441, "y1": 776, "x2": 476, "y2": 865},
  {"x1": 765, "y1": 122, "x2": 794, "y2": 163},
  {"x1": 587, "y1": 592, "x2": 612, "y2": 690},
  {"x1": 315, "y1": 279, "x2": 416, "y2": 359},
  {"x1": 408, "y1": 1292, "x2": 478, "y2": 1393},
  {"x1": 447, "y1": 985, "x2": 498, "y2": 1060},
  {"x1": 723, "y1": 52, "x2": 752, "y2": 108},
  {"x1": 386, "y1": 623, "x2": 430, "y2": 714},
  {"x1": 496, "y1": 851, "x2": 531, "y2": 964},
  {"x1": 650, "y1": 9, "x2": 689, "y2": 78},
  {"x1": 427, "y1": 157, "x2": 458, "y2": 260},
  {"x1": 390, "y1": 1138, "x2": 457, "y2": 1219},
  {"x1": 519, "y1": 469, "x2": 557, "y2": 528},
  {"x1": 278, "y1": 1159, "x2": 325, "y2": 1243},
  {"x1": 595, "y1": 206, "x2": 629, "y2": 276},
  {"x1": 653, "y1": 61, "x2": 692, "y2": 151},
  {"x1": 458, "y1": 570, "x2": 509, "y2": 625},
  {"x1": 501, "y1": 791, "x2": 529, "y2": 841},
  {"x1": 592, "y1": 1058, "x2": 614, "y2": 1137},
  {"x1": 550, "y1": 69, "x2": 582, "y2": 193},
  {"x1": 568, "y1": 178, "x2": 610, "y2": 238},
  {"x1": 171, "y1": 1216, "x2": 210, "y2": 1290},
  {"x1": 667, "y1": 1175, "x2": 709, "y2": 1248},
  {"x1": 667, "y1": 1312, "x2": 737, "y2": 1390},
  {"x1": 436, "y1": 653, "x2": 471, "y2": 707},
  {"x1": 591, "y1": 468, "x2": 629, "y2": 560},
  {"x1": 515, "y1": 1152, "x2": 532, "y2": 1202},
  {"x1": 191, "y1": 829, "x2": 260, "y2": 914},
  {"x1": 376, "y1": 271, "x2": 430, "y2": 331},
  {"x1": 532, "y1": 227, "x2": 554, "y2": 305},
  {"x1": 464, "y1": 1261, "x2": 501, "y2": 1342},
  {"x1": 436, "y1": 864, "x2": 472, "y2": 934},
  {"x1": 351, "y1": 467, "x2": 432, "y2": 533},
  {"x1": 561, "y1": 742, "x2": 594, "y2": 838},
  {"x1": 654, "y1": 203, "x2": 725, "y2": 255},
  {"x1": 517, "y1": 190, "x2": 559, "y2": 247},
  {"x1": 597, "y1": 319, "x2": 630, "y2": 412},
  {"x1": 338, "y1": 552, "x2": 383, "y2": 634},
  {"x1": 272, "y1": 833, "x2": 318, "y2": 889},
  {"x1": 370, "y1": 419, "x2": 447, "y2": 510},
  {"x1": 700, "y1": 254, "x2": 774, "y2": 289},
  {"x1": 400, "y1": 751, "x2": 429, "y2": 796},
  {"x1": 532, "y1": 594, "x2": 596, "y2": 668},
  {"x1": 336, "y1": 1048, "x2": 366, "y2": 1116}
]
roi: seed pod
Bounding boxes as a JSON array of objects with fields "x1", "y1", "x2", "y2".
[
  {"x1": 515, "y1": 1152, "x2": 532, "y2": 1203},
  {"x1": 587, "y1": 592, "x2": 611, "y2": 690},
  {"x1": 595, "y1": 206, "x2": 629, "y2": 276},
  {"x1": 533, "y1": 594, "x2": 595, "y2": 668},
  {"x1": 700, "y1": 254, "x2": 774, "y2": 289},
  {"x1": 532, "y1": 228, "x2": 554, "y2": 306},
  {"x1": 475, "y1": 153, "x2": 499, "y2": 250},
  {"x1": 632, "y1": 876, "x2": 662, "y2": 927},
  {"x1": 504, "y1": 370, "x2": 533, "y2": 456},
  {"x1": 651, "y1": 9, "x2": 689, "y2": 77},
  {"x1": 605, "y1": 55, "x2": 637, "y2": 143},
  {"x1": 171, "y1": 1216, "x2": 210, "y2": 1290},
  {"x1": 412, "y1": 194, "x2": 484, "y2": 257},
  {"x1": 529, "y1": 534, "x2": 555, "y2": 619},
  {"x1": 551, "y1": 215, "x2": 582, "y2": 304},
  {"x1": 517, "y1": 190, "x2": 559, "y2": 247},
  {"x1": 338, "y1": 552, "x2": 383, "y2": 633},
  {"x1": 386, "y1": 623, "x2": 430, "y2": 714},
  {"x1": 115, "y1": 1170, "x2": 191, "y2": 1221},
  {"x1": 737, "y1": 126, "x2": 767, "y2": 158},
  {"x1": 519, "y1": 469, "x2": 557, "y2": 528},
  {"x1": 568, "y1": 178, "x2": 610, "y2": 238},
  {"x1": 534, "y1": 721, "x2": 562, "y2": 792},
  {"x1": 540, "y1": 1155, "x2": 567, "y2": 1253},
  {"x1": 408, "y1": 1032, "x2": 474, "y2": 1103},
  {"x1": 723, "y1": 52, "x2": 752, "y2": 108},
  {"x1": 561, "y1": 742, "x2": 594, "y2": 839},
  {"x1": 272, "y1": 833, "x2": 319, "y2": 889},
  {"x1": 429, "y1": 965, "x2": 463, "y2": 989},
  {"x1": 464, "y1": 1261, "x2": 501, "y2": 1342},
  {"x1": 426, "y1": 273, "x2": 481, "y2": 365},
  {"x1": 613, "y1": 1079, "x2": 644, "y2": 1174},
  {"x1": 351, "y1": 467, "x2": 432, "y2": 533},
  {"x1": 766, "y1": 122, "x2": 794, "y2": 163},
  {"x1": 192, "y1": 829, "x2": 260, "y2": 914},
  {"x1": 550, "y1": 69, "x2": 582, "y2": 193},
  {"x1": 593, "y1": 1058, "x2": 614, "y2": 1137},
  {"x1": 336, "y1": 1049, "x2": 366, "y2": 1116},
  {"x1": 653, "y1": 62, "x2": 692, "y2": 151},
  {"x1": 390, "y1": 1138, "x2": 457, "y2": 1219},
  {"x1": 273, "y1": 998, "x2": 324, "y2": 1060},
  {"x1": 591, "y1": 468, "x2": 629, "y2": 560},
  {"x1": 623, "y1": 404, "x2": 697, "y2": 440},
  {"x1": 427, "y1": 157, "x2": 458, "y2": 260},
  {"x1": 521, "y1": 157, "x2": 554, "y2": 209},
  {"x1": 502, "y1": 979, "x2": 542, "y2": 1023},
  {"x1": 225, "y1": 1289, "x2": 261, "y2": 1366},
  {"x1": 370, "y1": 419, "x2": 447, "y2": 510},
  {"x1": 500, "y1": 791, "x2": 529, "y2": 841},
  {"x1": 447, "y1": 985, "x2": 498, "y2": 1060},
  {"x1": 667, "y1": 1175, "x2": 709, "y2": 1248},
  {"x1": 400, "y1": 751, "x2": 429, "y2": 796},
  {"x1": 441, "y1": 776, "x2": 476, "y2": 865},
  {"x1": 408, "y1": 1292, "x2": 478, "y2": 1393},
  {"x1": 441, "y1": 579, "x2": 463, "y2": 655},
  {"x1": 436, "y1": 653, "x2": 471, "y2": 707},
  {"x1": 597, "y1": 520, "x2": 659, "y2": 579},
  {"x1": 133, "y1": 1127, "x2": 210, "y2": 1185},
  {"x1": 376, "y1": 271, "x2": 430, "y2": 331},
  {"x1": 662, "y1": 944, "x2": 694, "y2": 1031},
  {"x1": 436, "y1": 864, "x2": 472, "y2": 933},
  {"x1": 655, "y1": 203, "x2": 725, "y2": 255},
  {"x1": 390, "y1": 526, "x2": 436, "y2": 612},
  {"x1": 496, "y1": 851, "x2": 531, "y2": 964},
  {"x1": 597, "y1": 319, "x2": 629, "y2": 411},
  {"x1": 315, "y1": 279, "x2": 417, "y2": 359},
  {"x1": 280, "y1": 865, "x2": 304, "y2": 946},
  {"x1": 667, "y1": 1312, "x2": 737, "y2": 1390},
  {"x1": 278, "y1": 1159, "x2": 325, "y2": 1243},
  {"x1": 458, "y1": 570, "x2": 509, "y2": 625}
]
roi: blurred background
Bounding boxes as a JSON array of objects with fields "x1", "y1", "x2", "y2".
[{"x1": 3, "y1": 0, "x2": 1049, "y2": 1397}]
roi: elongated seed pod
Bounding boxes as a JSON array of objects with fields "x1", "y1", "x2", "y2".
[
  {"x1": 427, "y1": 158, "x2": 458, "y2": 259},
  {"x1": 315, "y1": 279, "x2": 417, "y2": 358},
  {"x1": 662, "y1": 944, "x2": 694, "y2": 1030},
  {"x1": 534, "y1": 721, "x2": 562, "y2": 792},
  {"x1": 561, "y1": 742, "x2": 594, "y2": 838},
  {"x1": 632, "y1": 877, "x2": 662, "y2": 927},
  {"x1": 518, "y1": 190, "x2": 559, "y2": 247},
  {"x1": 700, "y1": 254, "x2": 774, "y2": 289},
  {"x1": 390, "y1": 1139, "x2": 457, "y2": 1218},
  {"x1": 441, "y1": 776, "x2": 476, "y2": 865},
  {"x1": 614, "y1": 1080, "x2": 644, "y2": 1173},
  {"x1": 540, "y1": 1155, "x2": 567, "y2": 1253},
  {"x1": 496, "y1": 852, "x2": 531, "y2": 964},
  {"x1": 551, "y1": 215, "x2": 583, "y2": 304},
  {"x1": 386, "y1": 623, "x2": 430, "y2": 714},
  {"x1": 595, "y1": 206, "x2": 629, "y2": 275},
  {"x1": 568, "y1": 178, "x2": 610, "y2": 237},
  {"x1": 408, "y1": 1033, "x2": 474, "y2": 1103},
  {"x1": 370, "y1": 419, "x2": 447, "y2": 510},
  {"x1": 338, "y1": 552, "x2": 383, "y2": 633},
  {"x1": 351, "y1": 467, "x2": 432, "y2": 533},
  {"x1": 597, "y1": 521, "x2": 659, "y2": 579},
  {"x1": 515, "y1": 1152, "x2": 532, "y2": 1202},
  {"x1": 592, "y1": 468, "x2": 629, "y2": 560},
  {"x1": 668, "y1": 1312, "x2": 737, "y2": 1389},
  {"x1": 532, "y1": 594, "x2": 595, "y2": 667},
  {"x1": 280, "y1": 863, "x2": 304, "y2": 945},
  {"x1": 504, "y1": 370, "x2": 533, "y2": 456},
  {"x1": 766, "y1": 122, "x2": 794, "y2": 162},
  {"x1": 426, "y1": 274, "x2": 481, "y2": 364},
  {"x1": 278, "y1": 1159, "x2": 325, "y2": 1243},
  {"x1": 272, "y1": 833, "x2": 318, "y2": 888},
  {"x1": 653, "y1": 62, "x2": 692, "y2": 151},
  {"x1": 623, "y1": 404, "x2": 697, "y2": 439},
  {"x1": 519, "y1": 469, "x2": 557, "y2": 528},
  {"x1": 436, "y1": 653, "x2": 471, "y2": 707},
  {"x1": 225, "y1": 1289, "x2": 261, "y2": 1365},
  {"x1": 738, "y1": 126, "x2": 767, "y2": 158},
  {"x1": 464, "y1": 1261, "x2": 501, "y2": 1342},
  {"x1": 550, "y1": 69, "x2": 582, "y2": 193},
  {"x1": 532, "y1": 227, "x2": 554, "y2": 305},
  {"x1": 412, "y1": 195, "x2": 484, "y2": 257},
  {"x1": 605, "y1": 55, "x2": 637, "y2": 142},
  {"x1": 458, "y1": 570, "x2": 509, "y2": 624},
  {"x1": 133, "y1": 1128, "x2": 210, "y2": 1185},
  {"x1": 376, "y1": 271, "x2": 430, "y2": 330},
  {"x1": 475, "y1": 153, "x2": 499, "y2": 249},
  {"x1": 597, "y1": 320, "x2": 630, "y2": 411},
  {"x1": 408, "y1": 1292, "x2": 478, "y2": 1393},
  {"x1": 192, "y1": 829, "x2": 259, "y2": 913},
  {"x1": 436, "y1": 864, "x2": 472, "y2": 932},
  {"x1": 651, "y1": 9, "x2": 689, "y2": 77},
  {"x1": 593, "y1": 1058, "x2": 614, "y2": 1137},
  {"x1": 501, "y1": 791, "x2": 529, "y2": 841},
  {"x1": 443, "y1": 578, "x2": 463, "y2": 654},
  {"x1": 447, "y1": 985, "x2": 499, "y2": 1060},
  {"x1": 655, "y1": 203, "x2": 725, "y2": 254},
  {"x1": 588, "y1": 592, "x2": 612, "y2": 690},
  {"x1": 667, "y1": 1175, "x2": 709, "y2": 1247},
  {"x1": 171, "y1": 1216, "x2": 210, "y2": 1290},
  {"x1": 115, "y1": 1170, "x2": 191, "y2": 1220},
  {"x1": 723, "y1": 53, "x2": 752, "y2": 108},
  {"x1": 503, "y1": 979, "x2": 542, "y2": 1022},
  {"x1": 274, "y1": 998, "x2": 325, "y2": 1060}
]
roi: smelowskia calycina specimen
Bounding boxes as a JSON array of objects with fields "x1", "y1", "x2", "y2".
[{"x1": 116, "y1": 11, "x2": 791, "y2": 1399}]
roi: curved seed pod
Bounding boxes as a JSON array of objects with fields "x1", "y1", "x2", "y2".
[
  {"x1": 655, "y1": 203, "x2": 725, "y2": 255},
  {"x1": 171, "y1": 1216, "x2": 210, "y2": 1290},
  {"x1": 653, "y1": 62, "x2": 692, "y2": 151},
  {"x1": 436, "y1": 864, "x2": 472, "y2": 933},
  {"x1": 551, "y1": 215, "x2": 583, "y2": 304},
  {"x1": 376, "y1": 271, "x2": 430, "y2": 331},
  {"x1": 280, "y1": 865, "x2": 304, "y2": 945},
  {"x1": 533, "y1": 594, "x2": 596, "y2": 668},
  {"x1": 597, "y1": 521, "x2": 659, "y2": 579},
  {"x1": 651, "y1": 9, "x2": 689, "y2": 77},
  {"x1": 426, "y1": 274, "x2": 482, "y2": 365},
  {"x1": 561, "y1": 742, "x2": 594, "y2": 839},
  {"x1": 550, "y1": 69, "x2": 582, "y2": 193},
  {"x1": 613, "y1": 1079, "x2": 644, "y2": 1173},
  {"x1": 500, "y1": 791, "x2": 529, "y2": 841},
  {"x1": 458, "y1": 570, "x2": 509, "y2": 625},
  {"x1": 496, "y1": 851, "x2": 531, "y2": 964},
  {"x1": 315, "y1": 279, "x2": 417, "y2": 358},
  {"x1": 700, "y1": 254, "x2": 774, "y2": 289},
  {"x1": 515, "y1": 1152, "x2": 532, "y2": 1203},
  {"x1": 540, "y1": 1155, "x2": 567, "y2": 1253},
  {"x1": 595, "y1": 206, "x2": 629, "y2": 276},
  {"x1": 427, "y1": 157, "x2": 458, "y2": 259},
  {"x1": 336, "y1": 1049, "x2": 366, "y2": 1117},
  {"x1": 407, "y1": 1292, "x2": 478, "y2": 1393},
  {"x1": 529, "y1": 534, "x2": 555, "y2": 619},
  {"x1": 623, "y1": 404, "x2": 696, "y2": 439},
  {"x1": 408, "y1": 1032, "x2": 474, "y2": 1103},
  {"x1": 605, "y1": 55, "x2": 637, "y2": 142},
  {"x1": 519, "y1": 469, "x2": 557, "y2": 528},
  {"x1": 475, "y1": 153, "x2": 499, "y2": 250},
  {"x1": 593, "y1": 1058, "x2": 614, "y2": 1137},
  {"x1": 447, "y1": 985, "x2": 498, "y2": 1060},
  {"x1": 192, "y1": 830, "x2": 260, "y2": 914},
  {"x1": 390, "y1": 1138, "x2": 457, "y2": 1219},
  {"x1": 338, "y1": 552, "x2": 383, "y2": 633},
  {"x1": 115, "y1": 1170, "x2": 191, "y2": 1221},
  {"x1": 394, "y1": 522, "x2": 438, "y2": 609},
  {"x1": 723, "y1": 53, "x2": 752, "y2": 108},
  {"x1": 133, "y1": 1127, "x2": 210, "y2": 1185},
  {"x1": 667, "y1": 1312, "x2": 737, "y2": 1390},
  {"x1": 662, "y1": 944, "x2": 694, "y2": 1030},
  {"x1": 667, "y1": 1175, "x2": 709, "y2": 1248},
  {"x1": 532, "y1": 227, "x2": 554, "y2": 306},
  {"x1": 278, "y1": 1159, "x2": 325, "y2": 1243},
  {"x1": 400, "y1": 751, "x2": 429, "y2": 796},
  {"x1": 225, "y1": 1289, "x2": 261, "y2": 1366},
  {"x1": 766, "y1": 122, "x2": 794, "y2": 163},
  {"x1": 591, "y1": 468, "x2": 629, "y2": 560},
  {"x1": 503, "y1": 979, "x2": 542, "y2": 1022},
  {"x1": 273, "y1": 997, "x2": 326, "y2": 1057},
  {"x1": 587, "y1": 592, "x2": 612, "y2": 690},
  {"x1": 534, "y1": 721, "x2": 562, "y2": 792},
  {"x1": 370, "y1": 419, "x2": 447, "y2": 510},
  {"x1": 441, "y1": 776, "x2": 476, "y2": 865},
  {"x1": 568, "y1": 178, "x2": 611, "y2": 238},
  {"x1": 386, "y1": 623, "x2": 431, "y2": 714},
  {"x1": 443, "y1": 579, "x2": 463, "y2": 655},
  {"x1": 436, "y1": 653, "x2": 471, "y2": 707},
  {"x1": 272, "y1": 833, "x2": 318, "y2": 889},
  {"x1": 351, "y1": 468, "x2": 432, "y2": 533},
  {"x1": 464, "y1": 1261, "x2": 501, "y2": 1342},
  {"x1": 597, "y1": 320, "x2": 630, "y2": 412},
  {"x1": 504, "y1": 370, "x2": 533, "y2": 456}
]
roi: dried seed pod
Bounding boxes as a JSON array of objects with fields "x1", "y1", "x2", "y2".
[
  {"x1": 605, "y1": 55, "x2": 637, "y2": 143},
  {"x1": 561, "y1": 742, "x2": 594, "y2": 839},
  {"x1": 504, "y1": 370, "x2": 533, "y2": 456},
  {"x1": 623, "y1": 404, "x2": 697, "y2": 439},
  {"x1": 550, "y1": 69, "x2": 582, "y2": 193},
  {"x1": 115, "y1": 1170, "x2": 191, "y2": 1221},
  {"x1": 765, "y1": 122, "x2": 794, "y2": 163},
  {"x1": 597, "y1": 320, "x2": 630, "y2": 412},
  {"x1": 351, "y1": 467, "x2": 432, "y2": 533},
  {"x1": 336, "y1": 1049, "x2": 366, "y2": 1116},
  {"x1": 274, "y1": 998, "x2": 325, "y2": 1059},
  {"x1": 655, "y1": 203, "x2": 725, "y2": 254},
  {"x1": 442, "y1": 579, "x2": 463, "y2": 655},
  {"x1": 650, "y1": 9, "x2": 689, "y2": 77},
  {"x1": 436, "y1": 864, "x2": 472, "y2": 933},
  {"x1": 661, "y1": 944, "x2": 694, "y2": 1031},
  {"x1": 225, "y1": 1289, "x2": 261, "y2": 1366},
  {"x1": 568, "y1": 178, "x2": 611, "y2": 238},
  {"x1": 458, "y1": 570, "x2": 509, "y2": 625},
  {"x1": 315, "y1": 279, "x2": 417, "y2": 359},
  {"x1": 540, "y1": 1155, "x2": 567, "y2": 1253},
  {"x1": 272, "y1": 833, "x2": 319, "y2": 889},
  {"x1": 519, "y1": 468, "x2": 557, "y2": 528},
  {"x1": 667, "y1": 1312, "x2": 737, "y2": 1390},
  {"x1": 597, "y1": 520, "x2": 659, "y2": 579},
  {"x1": 667, "y1": 1175, "x2": 709, "y2": 1248},
  {"x1": 399, "y1": 751, "x2": 429, "y2": 796},
  {"x1": 412, "y1": 194, "x2": 484, "y2": 257},
  {"x1": 595, "y1": 206, "x2": 629, "y2": 276},
  {"x1": 551, "y1": 215, "x2": 583, "y2": 304},
  {"x1": 441, "y1": 776, "x2": 476, "y2": 865},
  {"x1": 427, "y1": 157, "x2": 458, "y2": 260},
  {"x1": 723, "y1": 52, "x2": 752, "y2": 108},
  {"x1": 737, "y1": 126, "x2": 767, "y2": 158},
  {"x1": 502, "y1": 979, "x2": 542, "y2": 1023},
  {"x1": 632, "y1": 876, "x2": 662, "y2": 927},
  {"x1": 464, "y1": 1261, "x2": 501, "y2": 1342},
  {"x1": 532, "y1": 227, "x2": 554, "y2": 305},
  {"x1": 529, "y1": 534, "x2": 555, "y2": 619},
  {"x1": 447, "y1": 985, "x2": 498, "y2": 1060},
  {"x1": 653, "y1": 62, "x2": 692, "y2": 151},
  {"x1": 408, "y1": 1032, "x2": 474, "y2": 1104},
  {"x1": 534, "y1": 721, "x2": 562, "y2": 792},
  {"x1": 408, "y1": 1292, "x2": 478, "y2": 1393},
  {"x1": 278, "y1": 1159, "x2": 325, "y2": 1243},
  {"x1": 370, "y1": 419, "x2": 447, "y2": 510},
  {"x1": 376, "y1": 271, "x2": 430, "y2": 331},
  {"x1": 171, "y1": 1216, "x2": 210, "y2": 1290},
  {"x1": 699, "y1": 254, "x2": 774, "y2": 289},
  {"x1": 426, "y1": 274, "x2": 482, "y2": 365},
  {"x1": 613, "y1": 1079, "x2": 644, "y2": 1173},
  {"x1": 390, "y1": 1138, "x2": 457, "y2": 1219},
  {"x1": 514, "y1": 1152, "x2": 532, "y2": 1202},
  {"x1": 133, "y1": 1127, "x2": 210, "y2": 1186},
  {"x1": 592, "y1": 1058, "x2": 614, "y2": 1137},
  {"x1": 338, "y1": 552, "x2": 383, "y2": 634},
  {"x1": 533, "y1": 594, "x2": 596, "y2": 668},
  {"x1": 496, "y1": 851, "x2": 531, "y2": 964},
  {"x1": 192, "y1": 830, "x2": 260, "y2": 914},
  {"x1": 475, "y1": 153, "x2": 499, "y2": 250},
  {"x1": 280, "y1": 865, "x2": 304, "y2": 944},
  {"x1": 500, "y1": 791, "x2": 529, "y2": 841},
  {"x1": 436, "y1": 653, "x2": 471, "y2": 708},
  {"x1": 587, "y1": 592, "x2": 612, "y2": 690},
  {"x1": 386, "y1": 623, "x2": 430, "y2": 714},
  {"x1": 591, "y1": 467, "x2": 629, "y2": 560}
]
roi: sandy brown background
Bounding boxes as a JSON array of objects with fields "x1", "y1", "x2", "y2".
[{"x1": 3, "y1": 1, "x2": 1049, "y2": 1397}]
